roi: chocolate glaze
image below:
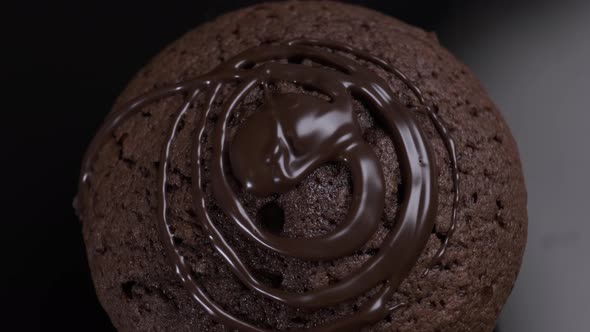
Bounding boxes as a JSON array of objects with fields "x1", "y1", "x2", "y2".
[{"x1": 78, "y1": 40, "x2": 459, "y2": 331}]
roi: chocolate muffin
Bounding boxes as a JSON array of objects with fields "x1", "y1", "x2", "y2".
[{"x1": 75, "y1": 1, "x2": 527, "y2": 331}]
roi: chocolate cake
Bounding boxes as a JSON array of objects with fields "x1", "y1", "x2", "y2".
[{"x1": 75, "y1": 1, "x2": 527, "y2": 331}]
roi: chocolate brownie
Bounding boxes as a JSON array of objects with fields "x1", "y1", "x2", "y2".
[{"x1": 75, "y1": 1, "x2": 527, "y2": 331}]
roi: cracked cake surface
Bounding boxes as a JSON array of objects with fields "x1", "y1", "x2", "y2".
[{"x1": 76, "y1": 1, "x2": 527, "y2": 331}]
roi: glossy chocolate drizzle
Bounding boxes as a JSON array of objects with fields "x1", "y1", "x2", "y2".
[{"x1": 78, "y1": 40, "x2": 459, "y2": 331}]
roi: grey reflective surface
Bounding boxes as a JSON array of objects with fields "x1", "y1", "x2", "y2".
[{"x1": 438, "y1": 1, "x2": 590, "y2": 331}]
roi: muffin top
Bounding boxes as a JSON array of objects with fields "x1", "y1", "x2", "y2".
[{"x1": 77, "y1": 1, "x2": 527, "y2": 331}]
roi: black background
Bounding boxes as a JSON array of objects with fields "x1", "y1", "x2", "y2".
[{"x1": 5, "y1": 0, "x2": 589, "y2": 331}]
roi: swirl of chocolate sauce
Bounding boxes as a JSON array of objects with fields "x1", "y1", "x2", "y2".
[{"x1": 78, "y1": 40, "x2": 459, "y2": 331}]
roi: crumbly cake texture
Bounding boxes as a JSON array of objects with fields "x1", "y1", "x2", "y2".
[{"x1": 78, "y1": 1, "x2": 527, "y2": 331}]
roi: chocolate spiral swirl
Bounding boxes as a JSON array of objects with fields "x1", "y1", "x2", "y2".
[{"x1": 79, "y1": 40, "x2": 459, "y2": 331}]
